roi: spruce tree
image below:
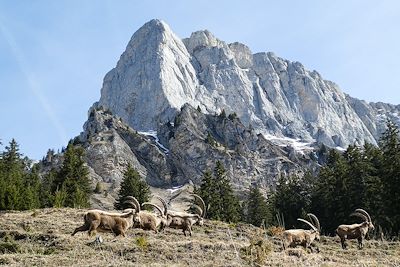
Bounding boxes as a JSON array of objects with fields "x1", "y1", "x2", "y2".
[
  {"x1": 40, "y1": 169, "x2": 57, "y2": 207},
  {"x1": 0, "y1": 139, "x2": 24, "y2": 210},
  {"x1": 342, "y1": 145, "x2": 367, "y2": 210},
  {"x1": 311, "y1": 149, "x2": 349, "y2": 234},
  {"x1": 197, "y1": 161, "x2": 241, "y2": 223},
  {"x1": 115, "y1": 165, "x2": 151, "y2": 209},
  {"x1": 379, "y1": 120, "x2": 400, "y2": 234},
  {"x1": 54, "y1": 143, "x2": 91, "y2": 208},
  {"x1": 272, "y1": 173, "x2": 312, "y2": 229},
  {"x1": 53, "y1": 186, "x2": 68, "y2": 208},
  {"x1": 20, "y1": 164, "x2": 41, "y2": 210},
  {"x1": 245, "y1": 185, "x2": 270, "y2": 227},
  {"x1": 362, "y1": 143, "x2": 385, "y2": 229}
]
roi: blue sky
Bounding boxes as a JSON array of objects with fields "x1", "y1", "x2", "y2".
[{"x1": 1, "y1": 0, "x2": 399, "y2": 159}]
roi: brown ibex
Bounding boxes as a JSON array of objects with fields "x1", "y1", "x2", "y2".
[
  {"x1": 71, "y1": 209, "x2": 135, "y2": 237},
  {"x1": 336, "y1": 209, "x2": 374, "y2": 249},
  {"x1": 123, "y1": 196, "x2": 162, "y2": 233},
  {"x1": 158, "y1": 194, "x2": 206, "y2": 236},
  {"x1": 282, "y1": 213, "x2": 321, "y2": 252}
]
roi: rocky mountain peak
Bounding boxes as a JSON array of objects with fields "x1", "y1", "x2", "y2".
[{"x1": 98, "y1": 19, "x2": 399, "y2": 149}]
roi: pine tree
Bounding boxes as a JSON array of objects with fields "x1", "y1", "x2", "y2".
[
  {"x1": 272, "y1": 173, "x2": 312, "y2": 229},
  {"x1": 54, "y1": 144, "x2": 91, "y2": 208},
  {"x1": 0, "y1": 139, "x2": 25, "y2": 210},
  {"x1": 53, "y1": 186, "x2": 68, "y2": 208},
  {"x1": 197, "y1": 161, "x2": 241, "y2": 223},
  {"x1": 342, "y1": 145, "x2": 367, "y2": 210},
  {"x1": 196, "y1": 170, "x2": 215, "y2": 216},
  {"x1": 379, "y1": 120, "x2": 400, "y2": 234},
  {"x1": 40, "y1": 169, "x2": 57, "y2": 207},
  {"x1": 115, "y1": 165, "x2": 151, "y2": 209},
  {"x1": 362, "y1": 143, "x2": 385, "y2": 229},
  {"x1": 245, "y1": 185, "x2": 270, "y2": 227},
  {"x1": 206, "y1": 132, "x2": 216, "y2": 147},
  {"x1": 311, "y1": 149, "x2": 349, "y2": 234},
  {"x1": 20, "y1": 164, "x2": 41, "y2": 210}
]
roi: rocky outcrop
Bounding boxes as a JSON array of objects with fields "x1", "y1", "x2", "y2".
[
  {"x1": 72, "y1": 104, "x2": 316, "y2": 203},
  {"x1": 98, "y1": 19, "x2": 397, "y2": 149}
]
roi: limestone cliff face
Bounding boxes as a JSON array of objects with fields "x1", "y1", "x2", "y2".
[{"x1": 98, "y1": 19, "x2": 400, "y2": 149}]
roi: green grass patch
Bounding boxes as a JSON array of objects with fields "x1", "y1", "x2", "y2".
[
  {"x1": 135, "y1": 236, "x2": 149, "y2": 250},
  {"x1": 0, "y1": 241, "x2": 21, "y2": 253}
]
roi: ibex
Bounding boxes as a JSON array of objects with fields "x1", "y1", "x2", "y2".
[
  {"x1": 123, "y1": 196, "x2": 163, "y2": 233},
  {"x1": 71, "y1": 209, "x2": 135, "y2": 237},
  {"x1": 159, "y1": 194, "x2": 206, "y2": 236},
  {"x1": 336, "y1": 209, "x2": 374, "y2": 249},
  {"x1": 282, "y1": 213, "x2": 321, "y2": 252}
]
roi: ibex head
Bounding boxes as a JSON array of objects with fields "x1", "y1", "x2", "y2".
[
  {"x1": 124, "y1": 196, "x2": 141, "y2": 224},
  {"x1": 297, "y1": 213, "x2": 321, "y2": 241}
]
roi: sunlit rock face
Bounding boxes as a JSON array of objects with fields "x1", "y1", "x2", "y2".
[{"x1": 99, "y1": 19, "x2": 398, "y2": 149}]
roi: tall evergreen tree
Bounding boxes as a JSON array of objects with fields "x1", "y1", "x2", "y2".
[
  {"x1": 311, "y1": 149, "x2": 349, "y2": 234},
  {"x1": 342, "y1": 145, "x2": 367, "y2": 210},
  {"x1": 245, "y1": 185, "x2": 271, "y2": 227},
  {"x1": 20, "y1": 164, "x2": 41, "y2": 210},
  {"x1": 114, "y1": 165, "x2": 151, "y2": 209},
  {"x1": 40, "y1": 169, "x2": 58, "y2": 207},
  {"x1": 379, "y1": 120, "x2": 400, "y2": 234},
  {"x1": 54, "y1": 143, "x2": 91, "y2": 208},
  {"x1": 197, "y1": 161, "x2": 241, "y2": 223},
  {"x1": 0, "y1": 139, "x2": 41, "y2": 210},
  {"x1": 362, "y1": 143, "x2": 385, "y2": 229},
  {"x1": 272, "y1": 172, "x2": 313, "y2": 229}
]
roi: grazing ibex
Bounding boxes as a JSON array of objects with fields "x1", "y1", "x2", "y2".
[
  {"x1": 141, "y1": 201, "x2": 168, "y2": 231},
  {"x1": 123, "y1": 196, "x2": 166, "y2": 233},
  {"x1": 282, "y1": 213, "x2": 321, "y2": 252},
  {"x1": 336, "y1": 209, "x2": 374, "y2": 249},
  {"x1": 159, "y1": 194, "x2": 206, "y2": 236},
  {"x1": 71, "y1": 209, "x2": 135, "y2": 237}
]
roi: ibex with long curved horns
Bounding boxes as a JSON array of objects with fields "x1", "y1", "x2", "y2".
[
  {"x1": 336, "y1": 209, "x2": 374, "y2": 249},
  {"x1": 282, "y1": 213, "x2": 321, "y2": 252},
  {"x1": 158, "y1": 194, "x2": 207, "y2": 236},
  {"x1": 123, "y1": 196, "x2": 165, "y2": 233}
]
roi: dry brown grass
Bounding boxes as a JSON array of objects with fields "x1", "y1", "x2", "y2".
[{"x1": 0, "y1": 209, "x2": 399, "y2": 266}]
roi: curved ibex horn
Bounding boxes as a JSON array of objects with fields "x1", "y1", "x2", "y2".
[
  {"x1": 350, "y1": 212, "x2": 368, "y2": 222},
  {"x1": 124, "y1": 196, "x2": 140, "y2": 213},
  {"x1": 191, "y1": 194, "x2": 206, "y2": 218},
  {"x1": 189, "y1": 204, "x2": 203, "y2": 216},
  {"x1": 297, "y1": 218, "x2": 317, "y2": 231},
  {"x1": 156, "y1": 196, "x2": 168, "y2": 216},
  {"x1": 307, "y1": 213, "x2": 320, "y2": 231},
  {"x1": 355, "y1": 209, "x2": 372, "y2": 222},
  {"x1": 142, "y1": 202, "x2": 163, "y2": 215}
]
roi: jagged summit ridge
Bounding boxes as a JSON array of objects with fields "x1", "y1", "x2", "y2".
[{"x1": 98, "y1": 19, "x2": 398, "y2": 147}]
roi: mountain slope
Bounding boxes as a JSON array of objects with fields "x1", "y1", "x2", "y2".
[
  {"x1": 1, "y1": 208, "x2": 399, "y2": 266},
  {"x1": 69, "y1": 104, "x2": 315, "y2": 206}
]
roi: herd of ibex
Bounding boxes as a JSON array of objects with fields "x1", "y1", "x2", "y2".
[
  {"x1": 72, "y1": 193, "x2": 206, "y2": 238},
  {"x1": 71, "y1": 193, "x2": 374, "y2": 251}
]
